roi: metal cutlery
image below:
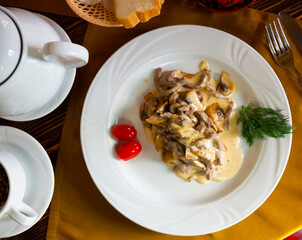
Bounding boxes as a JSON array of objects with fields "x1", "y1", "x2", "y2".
[
  {"x1": 265, "y1": 18, "x2": 302, "y2": 86},
  {"x1": 278, "y1": 11, "x2": 302, "y2": 54}
]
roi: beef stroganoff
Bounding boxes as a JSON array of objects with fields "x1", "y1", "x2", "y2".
[{"x1": 140, "y1": 61, "x2": 243, "y2": 184}]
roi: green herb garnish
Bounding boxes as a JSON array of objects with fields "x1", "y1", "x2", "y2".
[{"x1": 237, "y1": 104, "x2": 294, "y2": 146}]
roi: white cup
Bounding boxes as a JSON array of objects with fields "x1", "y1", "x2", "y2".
[{"x1": 0, "y1": 150, "x2": 37, "y2": 225}]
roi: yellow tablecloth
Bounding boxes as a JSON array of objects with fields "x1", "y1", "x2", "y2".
[{"x1": 46, "y1": 1, "x2": 302, "y2": 239}]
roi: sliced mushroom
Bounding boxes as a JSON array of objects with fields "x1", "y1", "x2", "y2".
[
  {"x1": 145, "y1": 102, "x2": 169, "y2": 124},
  {"x1": 205, "y1": 103, "x2": 224, "y2": 132},
  {"x1": 155, "y1": 134, "x2": 165, "y2": 152},
  {"x1": 144, "y1": 92, "x2": 153, "y2": 101},
  {"x1": 199, "y1": 61, "x2": 210, "y2": 70},
  {"x1": 185, "y1": 90, "x2": 204, "y2": 111},
  {"x1": 185, "y1": 148, "x2": 199, "y2": 161},
  {"x1": 205, "y1": 103, "x2": 219, "y2": 122},
  {"x1": 162, "y1": 151, "x2": 176, "y2": 163},
  {"x1": 140, "y1": 102, "x2": 146, "y2": 120},
  {"x1": 156, "y1": 101, "x2": 168, "y2": 114},
  {"x1": 143, "y1": 125, "x2": 154, "y2": 143},
  {"x1": 178, "y1": 114, "x2": 193, "y2": 129},
  {"x1": 145, "y1": 114, "x2": 167, "y2": 124},
  {"x1": 176, "y1": 127, "x2": 197, "y2": 139},
  {"x1": 217, "y1": 72, "x2": 235, "y2": 96},
  {"x1": 180, "y1": 71, "x2": 194, "y2": 79}
]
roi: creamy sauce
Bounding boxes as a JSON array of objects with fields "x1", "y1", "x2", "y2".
[{"x1": 213, "y1": 114, "x2": 242, "y2": 182}]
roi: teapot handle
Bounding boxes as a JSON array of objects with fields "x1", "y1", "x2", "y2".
[{"x1": 42, "y1": 41, "x2": 89, "y2": 68}]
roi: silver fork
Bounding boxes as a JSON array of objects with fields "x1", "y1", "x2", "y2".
[{"x1": 265, "y1": 18, "x2": 302, "y2": 87}]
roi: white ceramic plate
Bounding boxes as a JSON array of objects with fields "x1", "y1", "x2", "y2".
[
  {"x1": 0, "y1": 126, "x2": 54, "y2": 238},
  {"x1": 80, "y1": 25, "x2": 292, "y2": 236}
]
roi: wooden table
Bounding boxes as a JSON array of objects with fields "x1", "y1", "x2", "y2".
[{"x1": 0, "y1": 0, "x2": 301, "y2": 239}]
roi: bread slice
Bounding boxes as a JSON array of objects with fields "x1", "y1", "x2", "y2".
[{"x1": 114, "y1": 0, "x2": 164, "y2": 28}]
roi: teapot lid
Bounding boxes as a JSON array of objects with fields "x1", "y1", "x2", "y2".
[{"x1": 0, "y1": 8, "x2": 22, "y2": 84}]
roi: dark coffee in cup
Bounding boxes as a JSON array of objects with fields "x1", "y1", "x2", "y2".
[{"x1": 0, "y1": 164, "x2": 9, "y2": 208}]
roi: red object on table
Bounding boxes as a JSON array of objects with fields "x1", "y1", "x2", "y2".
[
  {"x1": 194, "y1": 0, "x2": 255, "y2": 13},
  {"x1": 284, "y1": 229, "x2": 302, "y2": 240}
]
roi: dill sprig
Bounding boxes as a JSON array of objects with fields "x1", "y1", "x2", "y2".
[{"x1": 237, "y1": 104, "x2": 294, "y2": 146}]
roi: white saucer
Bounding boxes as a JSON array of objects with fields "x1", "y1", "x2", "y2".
[
  {"x1": 2, "y1": 13, "x2": 76, "y2": 122},
  {"x1": 0, "y1": 126, "x2": 54, "y2": 238}
]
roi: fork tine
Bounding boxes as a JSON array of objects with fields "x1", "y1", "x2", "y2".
[
  {"x1": 277, "y1": 18, "x2": 292, "y2": 52},
  {"x1": 272, "y1": 21, "x2": 286, "y2": 53},
  {"x1": 265, "y1": 26, "x2": 277, "y2": 57},
  {"x1": 268, "y1": 22, "x2": 281, "y2": 56}
]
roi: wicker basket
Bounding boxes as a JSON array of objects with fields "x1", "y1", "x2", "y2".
[{"x1": 65, "y1": 0, "x2": 122, "y2": 27}]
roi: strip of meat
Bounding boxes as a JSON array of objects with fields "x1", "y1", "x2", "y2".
[
  {"x1": 172, "y1": 162, "x2": 193, "y2": 174},
  {"x1": 164, "y1": 140, "x2": 185, "y2": 160},
  {"x1": 169, "y1": 92, "x2": 179, "y2": 104},
  {"x1": 205, "y1": 164, "x2": 214, "y2": 180},
  {"x1": 183, "y1": 70, "x2": 211, "y2": 89},
  {"x1": 169, "y1": 103, "x2": 180, "y2": 113},
  {"x1": 160, "y1": 83, "x2": 180, "y2": 95},
  {"x1": 204, "y1": 128, "x2": 217, "y2": 139},
  {"x1": 215, "y1": 149, "x2": 224, "y2": 165},
  {"x1": 191, "y1": 140, "x2": 207, "y2": 149},
  {"x1": 154, "y1": 68, "x2": 163, "y2": 92},
  {"x1": 204, "y1": 87, "x2": 230, "y2": 100},
  {"x1": 160, "y1": 112, "x2": 172, "y2": 118},
  {"x1": 192, "y1": 160, "x2": 207, "y2": 170},
  {"x1": 213, "y1": 137, "x2": 227, "y2": 152},
  {"x1": 195, "y1": 122, "x2": 207, "y2": 133},
  {"x1": 154, "y1": 69, "x2": 180, "y2": 94},
  {"x1": 224, "y1": 101, "x2": 234, "y2": 131},
  {"x1": 195, "y1": 111, "x2": 217, "y2": 131}
]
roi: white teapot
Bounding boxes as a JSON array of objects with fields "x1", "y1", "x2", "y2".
[{"x1": 0, "y1": 6, "x2": 88, "y2": 119}]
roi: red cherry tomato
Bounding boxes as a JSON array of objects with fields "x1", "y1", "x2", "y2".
[
  {"x1": 117, "y1": 140, "x2": 142, "y2": 161},
  {"x1": 112, "y1": 124, "x2": 137, "y2": 141}
]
